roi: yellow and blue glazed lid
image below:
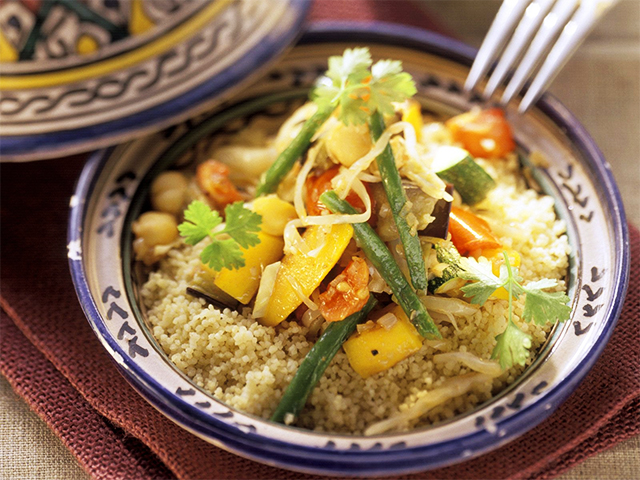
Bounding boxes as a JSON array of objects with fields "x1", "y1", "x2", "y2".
[{"x1": 0, "y1": 0, "x2": 310, "y2": 161}]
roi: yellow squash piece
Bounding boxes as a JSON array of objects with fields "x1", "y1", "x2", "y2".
[
  {"x1": 260, "y1": 224, "x2": 353, "y2": 326},
  {"x1": 401, "y1": 100, "x2": 423, "y2": 142},
  {"x1": 214, "y1": 231, "x2": 284, "y2": 304},
  {"x1": 343, "y1": 306, "x2": 423, "y2": 378}
]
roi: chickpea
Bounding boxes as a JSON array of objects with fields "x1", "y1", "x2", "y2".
[
  {"x1": 151, "y1": 171, "x2": 189, "y2": 216},
  {"x1": 326, "y1": 122, "x2": 372, "y2": 167},
  {"x1": 252, "y1": 195, "x2": 297, "y2": 236},
  {"x1": 133, "y1": 211, "x2": 178, "y2": 246},
  {"x1": 132, "y1": 211, "x2": 178, "y2": 265}
]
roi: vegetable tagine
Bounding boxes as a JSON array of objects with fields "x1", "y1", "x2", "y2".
[{"x1": 134, "y1": 47, "x2": 571, "y2": 434}]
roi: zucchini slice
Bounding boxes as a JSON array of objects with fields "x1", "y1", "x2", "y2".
[
  {"x1": 433, "y1": 146, "x2": 496, "y2": 205},
  {"x1": 427, "y1": 243, "x2": 464, "y2": 294}
]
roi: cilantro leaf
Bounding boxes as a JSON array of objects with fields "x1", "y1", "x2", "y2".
[
  {"x1": 177, "y1": 200, "x2": 262, "y2": 271},
  {"x1": 458, "y1": 250, "x2": 569, "y2": 370},
  {"x1": 312, "y1": 47, "x2": 417, "y2": 126},
  {"x1": 178, "y1": 201, "x2": 222, "y2": 245},
  {"x1": 220, "y1": 202, "x2": 262, "y2": 249},
  {"x1": 326, "y1": 47, "x2": 372, "y2": 86},
  {"x1": 337, "y1": 91, "x2": 369, "y2": 126},
  {"x1": 460, "y1": 256, "x2": 504, "y2": 304},
  {"x1": 368, "y1": 59, "x2": 417, "y2": 117},
  {"x1": 498, "y1": 263, "x2": 525, "y2": 299},
  {"x1": 201, "y1": 239, "x2": 245, "y2": 271},
  {"x1": 492, "y1": 319, "x2": 532, "y2": 369},
  {"x1": 313, "y1": 47, "x2": 372, "y2": 113},
  {"x1": 522, "y1": 282, "x2": 571, "y2": 326},
  {"x1": 312, "y1": 79, "x2": 341, "y2": 112}
]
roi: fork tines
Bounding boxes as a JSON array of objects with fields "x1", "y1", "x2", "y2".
[{"x1": 465, "y1": 0, "x2": 619, "y2": 113}]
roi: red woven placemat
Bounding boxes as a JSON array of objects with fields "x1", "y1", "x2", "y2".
[
  {"x1": 1, "y1": 136, "x2": 638, "y2": 480},
  {"x1": 1, "y1": 2, "x2": 638, "y2": 478}
]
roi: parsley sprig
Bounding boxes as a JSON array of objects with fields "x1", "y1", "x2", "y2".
[
  {"x1": 460, "y1": 252, "x2": 571, "y2": 369},
  {"x1": 256, "y1": 47, "x2": 417, "y2": 195},
  {"x1": 178, "y1": 200, "x2": 261, "y2": 271}
]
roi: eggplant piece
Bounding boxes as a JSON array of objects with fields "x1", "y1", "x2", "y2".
[
  {"x1": 186, "y1": 286, "x2": 240, "y2": 311},
  {"x1": 420, "y1": 183, "x2": 454, "y2": 239}
]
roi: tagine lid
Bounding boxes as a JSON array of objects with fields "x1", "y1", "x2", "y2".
[{"x1": 0, "y1": 0, "x2": 310, "y2": 161}]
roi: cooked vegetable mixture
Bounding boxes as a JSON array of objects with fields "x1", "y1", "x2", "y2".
[{"x1": 135, "y1": 48, "x2": 571, "y2": 434}]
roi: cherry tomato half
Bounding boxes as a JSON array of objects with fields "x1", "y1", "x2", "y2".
[
  {"x1": 319, "y1": 257, "x2": 370, "y2": 322},
  {"x1": 305, "y1": 166, "x2": 375, "y2": 224},
  {"x1": 196, "y1": 159, "x2": 244, "y2": 208},
  {"x1": 446, "y1": 108, "x2": 516, "y2": 158}
]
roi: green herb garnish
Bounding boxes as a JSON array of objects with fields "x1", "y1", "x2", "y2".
[
  {"x1": 255, "y1": 47, "x2": 417, "y2": 195},
  {"x1": 313, "y1": 48, "x2": 417, "y2": 126},
  {"x1": 460, "y1": 252, "x2": 571, "y2": 369},
  {"x1": 178, "y1": 200, "x2": 261, "y2": 271}
]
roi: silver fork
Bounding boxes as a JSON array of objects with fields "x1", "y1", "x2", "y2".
[{"x1": 464, "y1": 0, "x2": 619, "y2": 113}]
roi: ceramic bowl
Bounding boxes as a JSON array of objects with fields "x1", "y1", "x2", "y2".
[{"x1": 68, "y1": 23, "x2": 629, "y2": 476}]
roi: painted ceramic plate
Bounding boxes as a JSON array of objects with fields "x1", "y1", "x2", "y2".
[
  {"x1": 68, "y1": 24, "x2": 629, "y2": 476},
  {"x1": 0, "y1": 0, "x2": 309, "y2": 161}
]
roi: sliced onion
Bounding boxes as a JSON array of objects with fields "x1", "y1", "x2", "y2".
[
  {"x1": 356, "y1": 320, "x2": 377, "y2": 335},
  {"x1": 356, "y1": 172, "x2": 382, "y2": 183},
  {"x1": 274, "y1": 103, "x2": 317, "y2": 152},
  {"x1": 367, "y1": 260, "x2": 390, "y2": 294},
  {"x1": 433, "y1": 352, "x2": 503, "y2": 377},
  {"x1": 301, "y1": 307, "x2": 324, "y2": 328},
  {"x1": 307, "y1": 315, "x2": 325, "y2": 338},
  {"x1": 252, "y1": 262, "x2": 281, "y2": 318},
  {"x1": 396, "y1": 120, "x2": 419, "y2": 160},
  {"x1": 421, "y1": 295, "x2": 479, "y2": 317},
  {"x1": 424, "y1": 339, "x2": 449, "y2": 351},
  {"x1": 283, "y1": 219, "x2": 309, "y2": 255},
  {"x1": 377, "y1": 312, "x2": 398, "y2": 330},
  {"x1": 429, "y1": 311, "x2": 459, "y2": 330},
  {"x1": 364, "y1": 373, "x2": 492, "y2": 435}
]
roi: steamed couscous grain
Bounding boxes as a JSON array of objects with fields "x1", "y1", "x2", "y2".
[
  {"x1": 140, "y1": 155, "x2": 569, "y2": 434},
  {"x1": 133, "y1": 48, "x2": 572, "y2": 434}
]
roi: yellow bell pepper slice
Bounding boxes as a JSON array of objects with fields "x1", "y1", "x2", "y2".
[
  {"x1": 343, "y1": 305, "x2": 423, "y2": 378},
  {"x1": 260, "y1": 224, "x2": 353, "y2": 327},
  {"x1": 214, "y1": 231, "x2": 284, "y2": 304}
]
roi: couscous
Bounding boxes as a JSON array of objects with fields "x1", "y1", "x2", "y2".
[{"x1": 134, "y1": 48, "x2": 571, "y2": 435}]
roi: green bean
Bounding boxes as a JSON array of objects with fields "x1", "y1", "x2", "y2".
[
  {"x1": 368, "y1": 111, "x2": 428, "y2": 292},
  {"x1": 255, "y1": 105, "x2": 334, "y2": 196},
  {"x1": 320, "y1": 191, "x2": 440, "y2": 339},
  {"x1": 270, "y1": 296, "x2": 377, "y2": 424}
]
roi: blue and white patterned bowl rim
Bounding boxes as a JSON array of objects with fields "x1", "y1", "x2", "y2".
[
  {"x1": 68, "y1": 23, "x2": 630, "y2": 476},
  {"x1": 0, "y1": 0, "x2": 310, "y2": 161}
]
